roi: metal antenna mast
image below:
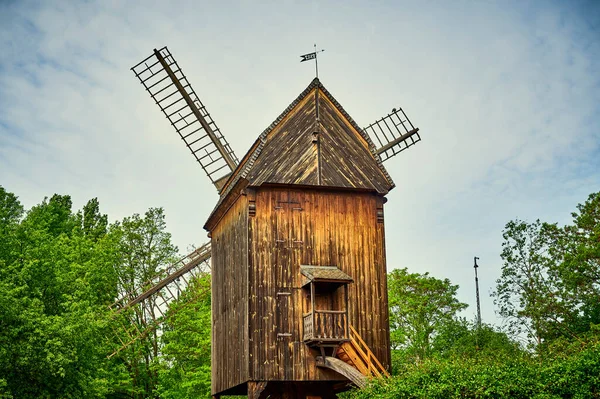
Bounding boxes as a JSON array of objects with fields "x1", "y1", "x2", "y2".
[{"x1": 474, "y1": 256, "x2": 481, "y2": 329}]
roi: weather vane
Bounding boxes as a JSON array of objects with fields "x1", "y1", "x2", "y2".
[{"x1": 300, "y1": 44, "x2": 325, "y2": 78}]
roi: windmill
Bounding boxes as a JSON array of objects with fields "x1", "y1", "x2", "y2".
[{"x1": 113, "y1": 46, "x2": 422, "y2": 399}]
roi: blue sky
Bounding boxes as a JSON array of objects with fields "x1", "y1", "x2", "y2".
[{"x1": 1, "y1": 0, "x2": 599, "y2": 326}]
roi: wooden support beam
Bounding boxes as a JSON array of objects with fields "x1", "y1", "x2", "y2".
[
  {"x1": 316, "y1": 356, "x2": 367, "y2": 388},
  {"x1": 375, "y1": 128, "x2": 419, "y2": 155},
  {"x1": 338, "y1": 342, "x2": 370, "y2": 376},
  {"x1": 248, "y1": 381, "x2": 268, "y2": 399}
]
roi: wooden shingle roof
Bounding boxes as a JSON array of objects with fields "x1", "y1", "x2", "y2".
[
  {"x1": 300, "y1": 265, "x2": 354, "y2": 286},
  {"x1": 205, "y1": 78, "x2": 394, "y2": 230}
]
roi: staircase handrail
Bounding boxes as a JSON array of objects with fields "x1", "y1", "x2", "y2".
[{"x1": 348, "y1": 325, "x2": 390, "y2": 377}]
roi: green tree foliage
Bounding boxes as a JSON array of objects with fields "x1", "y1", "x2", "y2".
[
  {"x1": 75, "y1": 197, "x2": 109, "y2": 242},
  {"x1": 345, "y1": 335, "x2": 600, "y2": 399},
  {"x1": 109, "y1": 208, "x2": 179, "y2": 399},
  {"x1": 113, "y1": 208, "x2": 178, "y2": 295},
  {"x1": 0, "y1": 187, "x2": 23, "y2": 264},
  {"x1": 388, "y1": 268, "x2": 468, "y2": 361},
  {"x1": 157, "y1": 274, "x2": 212, "y2": 399},
  {"x1": 494, "y1": 192, "x2": 600, "y2": 347},
  {"x1": 492, "y1": 219, "x2": 561, "y2": 345},
  {"x1": 431, "y1": 318, "x2": 521, "y2": 360},
  {"x1": 0, "y1": 188, "x2": 208, "y2": 398},
  {"x1": 547, "y1": 192, "x2": 600, "y2": 336},
  {"x1": 0, "y1": 187, "x2": 125, "y2": 398}
]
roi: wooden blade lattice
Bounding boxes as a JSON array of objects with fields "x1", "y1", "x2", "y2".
[
  {"x1": 363, "y1": 107, "x2": 420, "y2": 162},
  {"x1": 131, "y1": 47, "x2": 238, "y2": 190},
  {"x1": 107, "y1": 243, "x2": 211, "y2": 358}
]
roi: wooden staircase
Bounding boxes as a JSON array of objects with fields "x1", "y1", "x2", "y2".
[
  {"x1": 316, "y1": 325, "x2": 389, "y2": 388},
  {"x1": 338, "y1": 325, "x2": 390, "y2": 378}
]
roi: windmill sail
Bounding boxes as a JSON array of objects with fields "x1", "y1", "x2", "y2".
[
  {"x1": 107, "y1": 243, "x2": 211, "y2": 358},
  {"x1": 363, "y1": 107, "x2": 420, "y2": 162},
  {"x1": 132, "y1": 47, "x2": 239, "y2": 191}
]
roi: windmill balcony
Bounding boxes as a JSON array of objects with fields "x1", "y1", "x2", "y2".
[{"x1": 303, "y1": 310, "x2": 349, "y2": 343}]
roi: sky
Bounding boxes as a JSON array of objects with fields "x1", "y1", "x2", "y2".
[{"x1": 1, "y1": 0, "x2": 599, "y2": 326}]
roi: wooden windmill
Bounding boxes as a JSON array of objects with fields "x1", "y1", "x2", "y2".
[{"x1": 117, "y1": 46, "x2": 421, "y2": 399}]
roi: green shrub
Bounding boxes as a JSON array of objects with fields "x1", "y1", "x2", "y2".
[{"x1": 344, "y1": 338, "x2": 599, "y2": 399}]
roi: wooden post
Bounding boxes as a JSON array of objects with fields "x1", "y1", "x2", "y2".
[
  {"x1": 344, "y1": 284, "x2": 349, "y2": 339},
  {"x1": 310, "y1": 282, "x2": 315, "y2": 337}
]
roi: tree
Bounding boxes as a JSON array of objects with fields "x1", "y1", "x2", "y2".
[
  {"x1": 545, "y1": 192, "x2": 600, "y2": 338},
  {"x1": 74, "y1": 197, "x2": 108, "y2": 242},
  {"x1": 387, "y1": 268, "x2": 468, "y2": 361},
  {"x1": 494, "y1": 194, "x2": 600, "y2": 348},
  {"x1": 0, "y1": 190, "x2": 193, "y2": 398},
  {"x1": 0, "y1": 186, "x2": 23, "y2": 265},
  {"x1": 157, "y1": 274, "x2": 212, "y2": 399},
  {"x1": 492, "y1": 219, "x2": 564, "y2": 346},
  {"x1": 110, "y1": 208, "x2": 179, "y2": 399},
  {"x1": 0, "y1": 191, "x2": 124, "y2": 398},
  {"x1": 113, "y1": 208, "x2": 178, "y2": 297},
  {"x1": 431, "y1": 318, "x2": 522, "y2": 360}
]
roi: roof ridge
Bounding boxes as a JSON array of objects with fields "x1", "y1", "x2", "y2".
[{"x1": 205, "y1": 78, "x2": 394, "y2": 230}]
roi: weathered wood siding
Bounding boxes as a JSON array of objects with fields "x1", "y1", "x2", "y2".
[
  {"x1": 246, "y1": 91, "x2": 319, "y2": 187},
  {"x1": 211, "y1": 195, "x2": 249, "y2": 394},
  {"x1": 318, "y1": 93, "x2": 391, "y2": 193},
  {"x1": 248, "y1": 187, "x2": 390, "y2": 382}
]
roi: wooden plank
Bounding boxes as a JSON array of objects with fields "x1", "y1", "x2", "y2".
[
  {"x1": 318, "y1": 97, "x2": 391, "y2": 193},
  {"x1": 315, "y1": 356, "x2": 367, "y2": 388}
]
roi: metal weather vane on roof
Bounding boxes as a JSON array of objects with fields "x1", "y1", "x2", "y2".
[{"x1": 300, "y1": 44, "x2": 325, "y2": 78}]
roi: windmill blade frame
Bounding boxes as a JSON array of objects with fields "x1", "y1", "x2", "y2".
[
  {"x1": 107, "y1": 243, "x2": 212, "y2": 358},
  {"x1": 132, "y1": 47, "x2": 239, "y2": 191},
  {"x1": 363, "y1": 107, "x2": 421, "y2": 162}
]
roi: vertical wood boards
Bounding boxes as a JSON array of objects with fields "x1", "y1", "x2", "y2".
[
  {"x1": 211, "y1": 195, "x2": 249, "y2": 395},
  {"x1": 211, "y1": 185, "x2": 391, "y2": 395},
  {"x1": 248, "y1": 187, "x2": 390, "y2": 383}
]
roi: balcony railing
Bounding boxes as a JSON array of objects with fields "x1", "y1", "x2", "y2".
[{"x1": 303, "y1": 310, "x2": 348, "y2": 342}]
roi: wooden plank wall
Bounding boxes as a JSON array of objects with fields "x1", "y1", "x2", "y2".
[
  {"x1": 211, "y1": 195, "x2": 249, "y2": 394},
  {"x1": 248, "y1": 187, "x2": 390, "y2": 382}
]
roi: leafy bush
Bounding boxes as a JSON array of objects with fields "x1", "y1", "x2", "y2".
[{"x1": 345, "y1": 336, "x2": 600, "y2": 399}]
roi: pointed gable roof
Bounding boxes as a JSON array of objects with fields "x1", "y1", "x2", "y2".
[
  {"x1": 245, "y1": 86, "x2": 320, "y2": 186},
  {"x1": 205, "y1": 78, "x2": 394, "y2": 230}
]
